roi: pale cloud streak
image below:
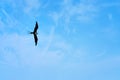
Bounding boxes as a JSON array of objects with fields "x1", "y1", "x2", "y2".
[
  {"x1": 108, "y1": 13, "x2": 113, "y2": 21},
  {"x1": 101, "y1": 2, "x2": 120, "y2": 7},
  {"x1": 0, "y1": 28, "x2": 71, "y2": 68},
  {"x1": 0, "y1": 8, "x2": 20, "y2": 30},
  {"x1": 24, "y1": 0, "x2": 41, "y2": 15},
  {"x1": 49, "y1": 0, "x2": 99, "y2": 34}
]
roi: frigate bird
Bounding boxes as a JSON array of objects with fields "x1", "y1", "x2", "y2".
[{"x1": 30, "y1": 21, "x2": 38, "y2": 46}]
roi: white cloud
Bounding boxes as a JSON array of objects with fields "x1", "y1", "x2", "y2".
[
  {"x1": 0, "y1": 19, "x2": 5, "y2": 33},
  {"x1": 108, "y1": 13, "x2": 113, "y2": 21},
  {"x1": 0, "y1": 27, "x2": 72, "y2": 68},
  {"x1": 101, "y1": 2, "x2": 120, "y2": 7},
  {"x1": 0, "y1": 8, "x2": 20, "y2": 30},
  {"x1": 101, "y1": 26, "x2": 118, "y2": 39},
  {"x1": 0, "y1": 8, "x2": 14, "y2": 28},
  {"x1": 42, "y1": 0, "x2": 50, "y2": 9},
  {"x1": 64, "y1": 0, "x2": 98, "y2": 22},
  {"x1": 41, "y1": 27, "x2": 55, "y2": 54},
  {"x1": 49, "y1": 0, "x2": 98, "y2": 34},
  {"x1": 61, "y1": 53, "x2": 120, "y2": 73},
  {"x1": 24, "y1": 0, "x2": 41, "y2": 14},
  {"x1": 49, "y1": 12, "x2": 62, "y2": 26}
]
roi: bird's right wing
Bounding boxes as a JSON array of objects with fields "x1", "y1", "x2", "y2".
[{"x1": 33, "y1": 21, "x2": 38, "y2": 33}]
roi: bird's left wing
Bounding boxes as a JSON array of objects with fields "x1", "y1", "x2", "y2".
[{"x1": 33, "y1": 34, "x2": 38, "y2": 46}]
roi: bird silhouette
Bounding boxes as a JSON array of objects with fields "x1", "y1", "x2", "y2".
[{"x1": 30, "y1": 21, "x2": 38, "y2": 46}]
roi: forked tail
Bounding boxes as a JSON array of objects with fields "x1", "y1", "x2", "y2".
[{"x1": 27, "y1": 31, "x2": 33, "y2": 34}]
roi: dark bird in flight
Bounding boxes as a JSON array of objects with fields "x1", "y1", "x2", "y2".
[{"x1": 30, "y1": 21, "x2": 38, "y2": 46}]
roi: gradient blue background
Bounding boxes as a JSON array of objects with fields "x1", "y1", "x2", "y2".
[{"x1": 0, "y1": 0, "x2": 120, "y2": 80}]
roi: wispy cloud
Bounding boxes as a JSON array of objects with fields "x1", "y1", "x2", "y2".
[
  {"x1": 101, "y1": 2, "x2": 120, "y2": 7},
  {"x1": 100, "y1": 26, "x2": 118, "y2": 40},
  {"x1": 24, "y1": 0, "x2": 41, "y2": 15},
  {"x1": 40, "y1": 26, "x2": 55, "y2": 54},
  {"x1": 1, "y1": 8, "x2": 18, "y2": 28},
  {"x1": 49, "y1": 0, "x2": 99, "y2": 34},
  {"x1": 49, "y1": 12, "x2": 62, "y2": 26},
  {"x1": 63, "y1": 0, "x2": 98, "y2": 22},
  {"x1": 0, "y1": 28, "x2": 72, "y2": 68},
  {"x1": 108, "y1": 13, "x2": 113, "y2": 21}
]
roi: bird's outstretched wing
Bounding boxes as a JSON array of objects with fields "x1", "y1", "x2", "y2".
[
  {"x1": 33, "y1": 21, "x2": 38, "y2": 33},
  {"x1": 34, "y1": 34, "x2": 38, "y2": 46}
]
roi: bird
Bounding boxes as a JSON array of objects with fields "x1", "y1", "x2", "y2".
[{"x1": 30, "y1": 21, "x2": 38, "y2": 46}]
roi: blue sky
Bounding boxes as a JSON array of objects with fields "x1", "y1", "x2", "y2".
[{"x1": 0, "y1": 0, "x2": 120, "y2": 80}]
